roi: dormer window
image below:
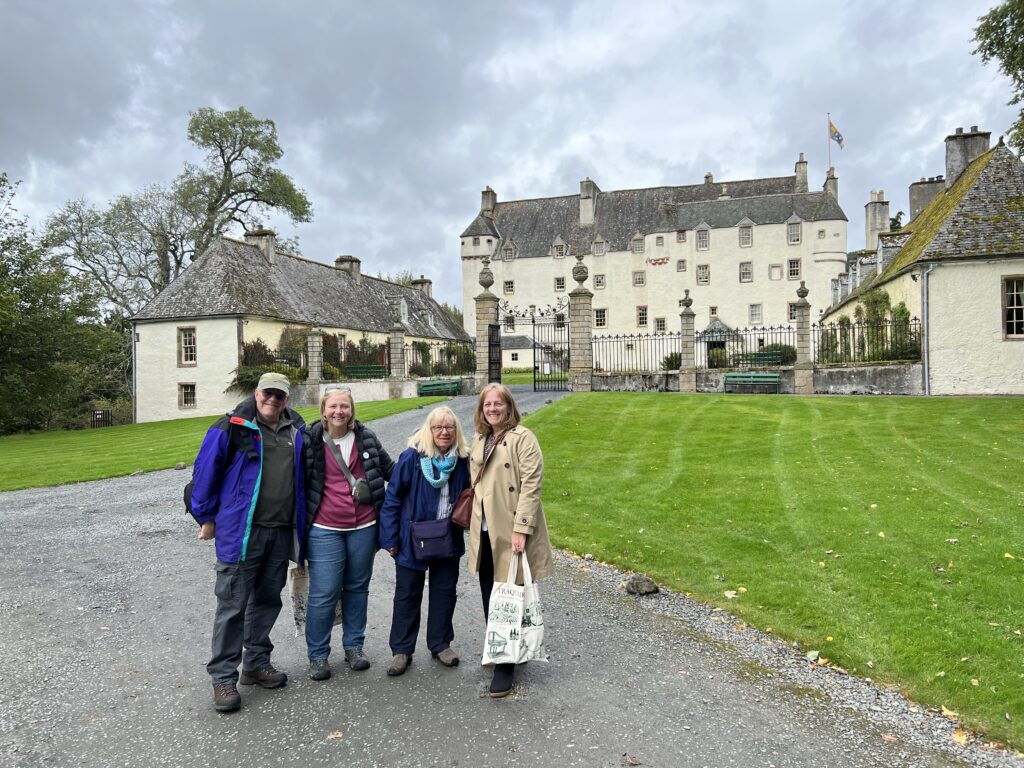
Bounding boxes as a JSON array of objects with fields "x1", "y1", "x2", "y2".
[
  {"x1": 697, "y1": 230, "x2": 709, "y2": 250},
  {"x1": 593, "y1": 241, "x2": 606, "y2": 255},
  {"x1": 503, "y1": 247, "x2": 514, "y2": 260},
  {"x1": 631, "y1": 235, "x2": 645, "y2": 254},
  {"x1": 787, "y1": 222, "x2": 802, "y2": 244},
  {"x1": 554, "y1": 244, "x2": 565, "y2": 258}
]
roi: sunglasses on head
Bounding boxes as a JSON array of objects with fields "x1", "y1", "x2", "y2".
[{"x1": 325, "y1": 385, "x2": 352, "y2": 393}]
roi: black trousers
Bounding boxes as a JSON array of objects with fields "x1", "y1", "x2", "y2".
[
  {"x1": 478, "y1": 530, "x2": 495, "y2": 615},
  {"x1": 389, "y1": 557, "x2": 460, "y2": 655}
]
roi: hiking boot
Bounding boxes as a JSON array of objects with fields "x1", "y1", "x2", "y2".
[
  {"x1": 212, "y1": 681, "x2": 241, "y2": 712},
  {"x1": 239, "y1": 663, "x2": 287, "y2": 688},
  {"x1": 344, "y1": 647, "x2": 371, "y2": 671},
  {"x1": 488, "y1": 663, "x2": 514, "y2": 698},
  {"x1": 432, "y1": 647, "x2": 460, "y2": 667},
  {"x1": 386, "y1": 653, "x2": 411, "y2": 677},
  {"x1": 308, "y1": 659, "x2": 331, "y2": 681}
]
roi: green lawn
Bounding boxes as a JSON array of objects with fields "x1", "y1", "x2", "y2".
[
  {"x1": 528, "y1": 393, "x2": 1024, "y2": 748},
  {"x1": 0, "y1": 396, "x2": 446, "y2": 491}
]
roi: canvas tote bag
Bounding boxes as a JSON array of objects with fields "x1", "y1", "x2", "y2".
[{"x1": 481, "y1": 552, "x2": 547, "y2": 665}]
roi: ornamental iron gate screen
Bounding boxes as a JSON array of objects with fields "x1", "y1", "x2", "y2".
[
  {"x1": 487, "y1": 324, "x2": 502, "y2": 383},
  {"x1": 531, "y1": 316, "x2": 569, "y2": 392}
]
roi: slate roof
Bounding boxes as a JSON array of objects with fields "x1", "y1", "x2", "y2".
[
  {"x1": 133, "y1": 237, "x2": 470, "y2": 342},
  {"x1": 465, "y1": 175, "x2": 846, "y2": 259},
  {"x1": 500, "y1": 334, "x2": 534, "y2": 350},
  {"x1": 832, "y1": 144, "x2": 1024, "y2": 307}
]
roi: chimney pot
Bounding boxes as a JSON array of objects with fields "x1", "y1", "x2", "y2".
[{"x1": 970, "y1": 125, "x2": 979, "y2": 132}]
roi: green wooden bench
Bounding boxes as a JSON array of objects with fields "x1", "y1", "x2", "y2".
[
  {"x1": 723, "y1": 371, "x2": 781, "y2": 394},
  {"x1": 734, "y1": 350, "x2": 783, "y2": 367},
  {"x1": 416, "y1": 379, "x2": 462, "y2": 396},
  {"x1": 344, "y1": 364, "x2": 388, "y2": 379}
]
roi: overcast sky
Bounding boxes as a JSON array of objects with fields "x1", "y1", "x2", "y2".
[{"x1": 1, "y1": 0, "x2": 1017, "y2": 307}]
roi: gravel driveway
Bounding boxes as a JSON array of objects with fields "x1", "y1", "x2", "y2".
[{"x1": 0, "y1": 388, "x2": 1018, "y2": 767}]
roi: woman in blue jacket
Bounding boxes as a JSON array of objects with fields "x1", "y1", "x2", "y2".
[{"x1": 378, "y1": 406, "x2": 470, "y2": 676}]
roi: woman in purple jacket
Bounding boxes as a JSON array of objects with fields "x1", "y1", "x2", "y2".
[{"x1": 378, "y1": 406, "x2": 470, "y2": 676}]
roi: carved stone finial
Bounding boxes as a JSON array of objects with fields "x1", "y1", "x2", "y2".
[
  {"x1": 797, "y1": 280, "x2": 809, "y2": 299},
  {"x1": 680, "y1": 289, "x2": 693, "y2": 309},
  {"x1": 479, "y1": 256, "x2": 494, "y2": 291},
  {"x1": 572, "y1": 252, "x2": 588, "y2": 286}
]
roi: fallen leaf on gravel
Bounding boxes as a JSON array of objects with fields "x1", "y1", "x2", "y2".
[
  {"x1": 327, "y1": 731, "x2": 344, "y2": 740},
  {"x1": 622, "y1": 754, "x2": 642, "y2": 765},
  {"x1": 942, "y1": 705, "x2": 959, "y2": 719},
  {"x1": 881, "y1": 733, "x2": 897, "y2": 743},
  {"x1": 952, "y1": 729, "x2": 969, "y2": 746},
  {"x1": 806, "y1": 650, "x2": 819, "y2": 661}
]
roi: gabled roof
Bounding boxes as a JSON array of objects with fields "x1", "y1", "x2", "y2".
[
  {"x1": 133, "y1": 237, "x2": 470, "y2": 342},
  {"x1": 470, "y1": 175, "x2": 846, "y2": 260},
  {"x1": 500, "y1": 334, "x2": 534, "y2": 350},
  {"x1": 837, "y1": 144, "x2": 1024, "y2": 305}
]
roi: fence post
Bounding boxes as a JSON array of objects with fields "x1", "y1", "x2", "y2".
[
  {"x1": 389, "y1": 320, "x2": 406, "y2": 380},
  {"x1": 679, "y1": 289, "x2": 696, "y2": 393},
  {"x1": 794, "y1": 281, "x2": 813, "y2": 395},
  {"x1": 475, "y1": 257, "x2": 499, "y2": 391},
  {"x1": 306, "y1": 328, "x2": 323, "y2": 384},
  {"x1": 568, "y1": 253, "x2": 593, "y2": 392}
]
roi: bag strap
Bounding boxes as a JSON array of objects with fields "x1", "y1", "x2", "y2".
[
  {"x1": 505, "y1": 551, "x2": 534, "y2": 587},
  {"x1": 324, "y1": 433, "x2": 358, "y2": 487},
  {"x1": 473, "y1": 430, "x2": 506, "y2": 488}
]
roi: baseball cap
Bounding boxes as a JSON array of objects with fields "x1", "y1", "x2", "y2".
[{"x1": 256, "y1": 372, "x2": 291, "y2": 395}]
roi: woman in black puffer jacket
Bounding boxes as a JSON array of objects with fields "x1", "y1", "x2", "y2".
[{"x1": 302, "y1": 385, "x2": 395, "y2": 681}]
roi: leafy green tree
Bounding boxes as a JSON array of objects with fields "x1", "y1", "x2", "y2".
[
  {"x1": 975, "y1": 1, "x2": 1024, "y2": 151},
  {"x1": 0, "y1": 173, "x2": 122, "y2": 433}
]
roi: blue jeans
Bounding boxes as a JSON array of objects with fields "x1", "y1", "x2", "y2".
[{"x1": 305, "y1": 524, "x2": 378, "y2": 661}]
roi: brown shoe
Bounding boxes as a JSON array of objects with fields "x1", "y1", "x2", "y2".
[
  {"x1": 432, "y1": 647, "x2": 460, "y2": 667},
  {"x1": 212, "y1": 681, "x2": 241, "y2": 712},
  {"x1": 239, "y1": 664, "x2": 287, "y2": 688},
  {"x1": 386, "y1": 653, "x2": 411, "y2": 677}
]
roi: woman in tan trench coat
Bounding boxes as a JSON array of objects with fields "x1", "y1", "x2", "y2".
[{"x1": 467, "y1": 383, "x2": 553, "y2": 698}]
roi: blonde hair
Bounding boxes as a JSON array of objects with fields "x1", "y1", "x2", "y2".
[
  {"x1": 473, "y1": 383, "x2": 521, "y2": 436},
  {"x1": 319, "y1": 386, "x2": 355, "y2": 431},
  {"x1": 409, "y1": 406, "x2": 469, "y2": 459}
]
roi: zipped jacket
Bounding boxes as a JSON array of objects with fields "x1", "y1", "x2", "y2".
[{"x1": 190, "y1": 396, "x2": 307, "y2": 564}]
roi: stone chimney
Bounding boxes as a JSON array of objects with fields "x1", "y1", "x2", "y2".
[
  {"x1": 864, "y1": 190, "x2": 890, "y2": 250},
  {"x1": 411, "y1": 275, "x2": 432, "y2": 298},
  {"x1": 718, "y1": 183, "x2": 731, "y2": 200},
  {"x1": 909, "y1": 176, "x2": 944, "y2": 221},
  {"x1": 704, "y1": 172, "x2": 714, "y2": 186},
  {"x1": 335, "y1": 254, "x2": 361, "y2": 284},
  {"x1": 877, "y1": 232, "x2": 909, "y2": 275},
  {"x1": 244, "y1": 229, "x2": 277, "y2": 265},
  {"x1": 481, "y1": 186, "x2": 497, "y2": 218},
  {"x1": 823, "y1": 167, "x2": 838, "y2": 200},
  {"x1": 945, "y1": 126, "x2": 990, "y2": 188},
  {"x1": 579, "y1": 177, "x2": 599, "y2": 226},
  {"x1": 794, "y1": 152, "x2": 808, "y2": 193},
  {"x1": 838, "y1": 272, "x2": 849, "y2": 300}
]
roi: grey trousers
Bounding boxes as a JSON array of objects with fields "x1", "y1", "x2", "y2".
[{"x1": 207, "y1": 525, "x2": 292, "y2": 684}]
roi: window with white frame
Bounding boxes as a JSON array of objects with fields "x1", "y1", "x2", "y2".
[
  {"x1": 595, "y1": 308, "x2": 607, "y2": 328},
  {"x1": 1005, "y1": 276, "x2": 1024, "y2": 337},
  {"x1": 749, "y1": 304, "x2": 763, "y2": 324},
  {"x1": 676, "y1": 230, "x2": 686, "y2": 242},
  {"x1": 787, "y1": 258, "x2": 801, "y2": 279},
  {"x1": 473, "y1": 236, "x2": 480, "y2": 246},
  {"x1": 503, "y1": 247, "x2": 514, "y2": 260},
  {"x1": 709, "y1": 306, "x2": 718, "y2": 316},
  {"x1": 787, "y1": 222, "x2": 801, "y2": 244},
  {"x1": 503, "y1": 280, "x2": 514, "y2": 294},
  {"x1": 769, "y1": 264, "x2": 783, "y2": 281},
  {"x1": 593, "y1": 240, "x2": 605, "y2": 255},
  {"x1": 697, "y1": 230, "x2": 709, "y2": 250},
  {"x1": 656, "y1": 235, "x2": 664, "y2": 246},
  {"x1": 676, "y1": 259, "x2": 687, "y2": 272},
  {"x1": 631, "y1": 237, "x2": 645, "y2": 253},
  {"x1": 788, "y1": 303, "x2": 799, "y2": 322},
  {"x1": 511, "y1": 352, "x2": 519, "y2": 362},
  {"x1": 177, "y1": 327, "x2": 197, "y2": 367},
  {"x1": 697, "y1": 264, "x2": 710, "y2": 284},
  {"x1": 632, "y1": 271, "x2": 646, "y2": 287},
  {"x1": 504, "y1": 314, "x2": 515, "y2": 331},
  {"x1": 554, "y1": 276, "x2": 566, "y2": 292},
  {"x1": 738, "y1": 225, "x2": 752, "y2": 247},
  {"x1": 178, "y1": 383, "x2": 197, "y2": 409},
  {"x1": 655, "y1": 317, "x2": 667, "y2": 332},
  {"x1": 555, "y1": 313, "x2": 566, "y2": 328},
  {"x1": 636, "y1": 306, "x2": 648, "y2": 326},
  {"x1": 554, "y1": 244, "x2": 565, "y2": 258},
  {"x1": 594, "y1": 274, "x2": 606, "y2": 289},
  {"x1": 739, "y1": 262, "x2": 753, "y2": 283}
]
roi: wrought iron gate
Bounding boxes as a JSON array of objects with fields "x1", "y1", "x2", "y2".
[
  {"x1": 532, "y1": 316, "x2": 569, "y2": 392},
  {"x1": 487, "y1": 324, "x2": 502, "y2": 383}
]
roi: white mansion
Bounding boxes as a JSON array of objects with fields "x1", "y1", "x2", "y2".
[{"x1": 460, "y1": 156, "x2": 849, "y2": 338}]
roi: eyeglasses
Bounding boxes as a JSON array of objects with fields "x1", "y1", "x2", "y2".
[
  {"x1": 325, "y1": 385, "x2": 352, "y2": 393},
  {"x1": 430, "y1": 424, "x2": 456, "y2": 433},
  {"x1": 260, "y1": 390, "x2": 287, "y2": 402}
]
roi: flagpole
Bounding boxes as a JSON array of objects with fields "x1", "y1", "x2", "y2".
[{"x1": 827, "y1": 112, "x2": 832, "y2": 170}]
